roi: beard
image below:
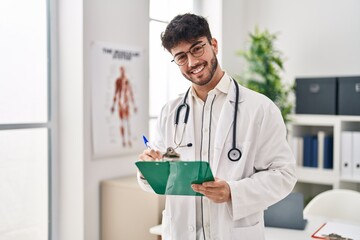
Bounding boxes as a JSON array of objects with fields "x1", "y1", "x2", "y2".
[{"x1": 182, "y1": 54, "x2": 218, "y2": 86}]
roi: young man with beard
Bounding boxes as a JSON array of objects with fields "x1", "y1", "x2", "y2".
[{"x1": 138, "y1": 13, "x2": 297, "y2": 240}]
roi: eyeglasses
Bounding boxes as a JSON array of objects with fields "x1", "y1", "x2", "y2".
[{"x1": 171, "y1": 43, "x2": 206, "y2": 66}]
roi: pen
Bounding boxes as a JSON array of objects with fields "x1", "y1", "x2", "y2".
[{"x1": 142, "y1": 135, "x2": 152, "y2": 149}]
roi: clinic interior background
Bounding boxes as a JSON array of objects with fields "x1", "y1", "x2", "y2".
[
  {"x1": 1, "y1": 0, "x2": 360, "y2": 240},
  {"x1": 59, "y1": 1, "x2": 360, "y2": 239}
]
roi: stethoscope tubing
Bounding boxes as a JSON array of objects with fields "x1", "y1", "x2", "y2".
[
  {"x1": 174, "y1": 88, "x2": 191, "y2": 147},
  {"x1": 174, "y1": 79, "x2": 242, "y2": 161}
]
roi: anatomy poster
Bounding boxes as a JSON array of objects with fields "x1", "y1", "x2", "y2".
[{"x1": 91, "y1": 42, "x2": 147, "y2": 158}]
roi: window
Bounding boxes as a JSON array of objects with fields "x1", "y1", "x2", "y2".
[
  {"x1": 149, "y1": 0, "x2": 194, "y2": 138},
  {"x1": 0, "y1": 1, "x2": 54, "y2": 239}
]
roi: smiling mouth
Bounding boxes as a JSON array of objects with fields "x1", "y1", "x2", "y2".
[{"x1": 190, "y1": 64, "x2": 205, "y2": 74}]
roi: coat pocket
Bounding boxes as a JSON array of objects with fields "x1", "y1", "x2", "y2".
[{"x1": 230, "y1": 221, "x2": 264, "y2": 240}]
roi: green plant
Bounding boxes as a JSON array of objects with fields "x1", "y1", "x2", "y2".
[{"x1": 237, "y1": 27, "x2": 293, "y2": 123}]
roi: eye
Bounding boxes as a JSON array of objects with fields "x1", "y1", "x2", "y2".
[
  {"x1": 191, "y1": 45, "x2": 203, "y2": 54},
  {"x1": 175, "y1": 53, "x2": 187, "y2": 63}
]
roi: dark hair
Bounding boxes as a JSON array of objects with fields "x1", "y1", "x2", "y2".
[{"x1": 161, "y1": 13, "x2": 213, "y2": 52}]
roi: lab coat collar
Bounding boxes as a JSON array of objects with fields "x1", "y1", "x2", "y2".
[{"x1": 188, "y1": 72, "x2": 231, "y2": 98}]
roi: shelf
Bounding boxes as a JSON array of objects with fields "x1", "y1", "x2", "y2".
[
  {"x1": 289, "y1": 114, "x2": 360, "y2": 194},
  {"x1": 290, "y1": 114, "x2": 360, "y2": 125},
  {"x1": 340, "y1": 177, "x2": 360, "y2": 184},
  {"x1": 296, "y1": 167, "x2": 337, "y2": 185},
  {"x1": 290, "y1": 114, "x2": 338, "y2": 126},
  {"x1": 338, "y1": 115, "x2": 360, "y2": 122}
]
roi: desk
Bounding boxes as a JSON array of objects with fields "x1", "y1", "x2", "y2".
[
  {"x1": 265, "y1": 214, "x2": 360, "y2": 240},
  {"x1": 265, "y1": 214, "x2": 322, "y2": 240},
  {"x1": 150, "y1": 215, "x2": 360, "y2": 239}
]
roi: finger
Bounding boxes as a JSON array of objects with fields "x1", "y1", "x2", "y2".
[
  {"x1": 138, "y1": 153, "x2": 155, "y2": 161},
  {"x1": 139, "y1": 149, "x2": 156, "y2": 161},
  {"x1": 154, "y1": 150, "x2": 163, "y2": 160},
  {"x1": 202, "y1": 181, "x2": 224, "y2": 188},
  {"x1": 203, "y1": 179, "x2": 226, "y2": 188},
  {"x1": 138, "y1": 149, "x2": 160, "y2": 161},
  {"x1": 204, "y1": 191, "x2": 228, "y2": 203},
  {"x1": 200, "y1": 184, "x2": 231, "y2": 203},
  {"x1": 202, "y1": 181, "x2": 216, "y2": 187},
  {"x1": 191, "y1": 184, "x2": 204, "y2": 193},
  {"x1": 144, "y1": 151, "x2": 162, "y2": 161},
  {"x1": 145, "y1": 149, "x2": 163, "y2": 160}
]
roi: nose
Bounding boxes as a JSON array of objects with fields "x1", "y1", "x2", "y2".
[{"x1": 186, "y1": 53, "x2": 199, "y2": 67}]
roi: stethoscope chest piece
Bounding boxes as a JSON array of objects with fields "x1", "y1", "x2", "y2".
[{"x1": 228, "y1": 148, "x2": 242, "y2": 162}]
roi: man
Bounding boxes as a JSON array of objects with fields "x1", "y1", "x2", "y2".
[{"x1": 138, "y1": 13, "x2": 297, "y2": 240}]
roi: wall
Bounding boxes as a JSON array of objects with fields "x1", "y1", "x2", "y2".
[
  {"x1": 83, "y1": 1, "x2": 149, "y2": 240},
  {"x1": 58, "y1": 0, "x2": 84, "y2": 239},
  {"x1": 222, "y1": 0, "x2": 360, "y2": 83},
  {"x1": 58, "y1": 1, "x2": 149, "y2": 240},
  {"x1": 194, "y1": 0, "x2": 223, "y2": 63},
  {"x1": 222, "y1": 0, "x2": 247, "y2": 75}
]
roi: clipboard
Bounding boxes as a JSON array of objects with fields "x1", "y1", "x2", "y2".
[
  {"x1": 311, "y1": 221, "x2": 360, "y2": 239},
  {"x1": 135, "y1": 161, "x2": 214, "y2": 196}
]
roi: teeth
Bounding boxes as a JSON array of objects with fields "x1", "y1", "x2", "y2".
[{"x1": 191, "y1": 65, "x2": 204, "y2": 74}]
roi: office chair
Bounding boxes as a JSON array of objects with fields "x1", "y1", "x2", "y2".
[
  {"x1": 303, "y1": 189, "x2": 360, "y2": 222},
  {"x1": 264, "y1": 192, "x2": 307, "y2": 230}
]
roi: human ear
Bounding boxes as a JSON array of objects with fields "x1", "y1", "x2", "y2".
[{"x1": 210, "y1": 38, "x2": 218, "y2": 54}]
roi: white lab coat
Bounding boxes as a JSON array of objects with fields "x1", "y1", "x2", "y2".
[{"x1": 138, "y1": 78, "x2": 297, "y2": 240}]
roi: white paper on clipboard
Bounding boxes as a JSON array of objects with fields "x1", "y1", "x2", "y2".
[{"x1": 312, "y1": 222, "x2": 360, "y2": 239}]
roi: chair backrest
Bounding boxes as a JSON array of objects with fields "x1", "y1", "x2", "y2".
[
  {"x1": 264, "y1": 192, "x2": 307, "y2": 230},
  {"x1": 303, "y1": 189, "x2": 360, "y2": 222}
]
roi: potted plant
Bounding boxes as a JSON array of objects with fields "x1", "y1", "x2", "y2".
[{"x1": 237, "y1": 27, "x2": 293, "y2": 123}]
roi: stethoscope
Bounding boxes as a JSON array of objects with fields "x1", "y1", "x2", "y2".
[{"x1": 174, "y1": 79, "x2": 242, "y2": 162}]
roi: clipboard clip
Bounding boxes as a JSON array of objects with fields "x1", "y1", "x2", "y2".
[
  {"x1": 324, "y1": 233, "x2": 353, "y2": 240},
  {"x1": 163, "y1": 147, "x2": 181, "y2": 161}
]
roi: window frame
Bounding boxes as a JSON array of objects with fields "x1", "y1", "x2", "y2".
[{"x1": 0, "y1": 0, "x2": 58, "y2": 239}]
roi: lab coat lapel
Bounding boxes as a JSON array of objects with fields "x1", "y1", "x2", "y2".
[
  {"x1": 212, "y1": 82, "x2": 244, "y2": 175},
  {"x1": 185, "y1": 92, "x2": 196, "y2": 161},
  {"x1": 212, "y1": 88, "x2": 235, "y2": 175}
]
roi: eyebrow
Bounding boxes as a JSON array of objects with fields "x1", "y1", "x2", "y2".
[{"x1": 173, "y1": 40, "x2": 203, "y2": 58}]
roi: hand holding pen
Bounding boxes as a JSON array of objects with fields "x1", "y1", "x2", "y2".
[{"x1": 139, "y1": 135, "x2": 163, "y2": 161}]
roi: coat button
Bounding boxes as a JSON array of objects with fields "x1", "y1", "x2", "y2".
[{"x1": 188, "y1": 225, "x2": 195, "y2": 232}]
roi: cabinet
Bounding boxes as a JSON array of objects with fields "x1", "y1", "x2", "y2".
[
  {"x1": 101, "y1": 175, "x2": 165, "y2": 240},
  {"x1": 288, "y1": 114, "x2": 360, "y2": 203}
]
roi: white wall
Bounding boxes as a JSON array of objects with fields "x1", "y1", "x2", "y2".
[
  {"x1": 58, "y1": 0, "x2": 84, "y2": 239},
  {"x1": 222, "y1": 0, "x2": 247, "y2": 76},
  {"x1": 58, "y1": 1, "x2": 149, "y2": 240},
  {"x1": 222, "y1": 0, "x2": 360, "y2": 83},
  {"x1": 194, "y1": 0, "x2": 223, "y2": 63},
  {"x1": 83, "y1": 1, "x2": 149, "y2": 240}
]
